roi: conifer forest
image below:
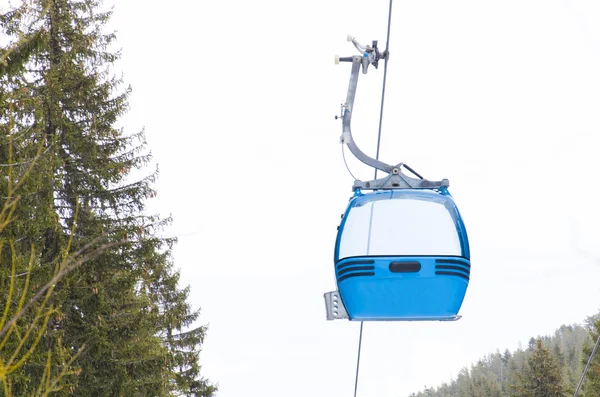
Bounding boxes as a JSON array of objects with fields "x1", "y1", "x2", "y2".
[{"x1": 408, "y1": 314, "x2": 600, "y2": 397}]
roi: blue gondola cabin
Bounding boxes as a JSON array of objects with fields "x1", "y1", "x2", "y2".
[{"x1": 334, "y1": 188, "x2": 471, "y2": 321}]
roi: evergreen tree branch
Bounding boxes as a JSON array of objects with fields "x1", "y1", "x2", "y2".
[{"x1": 0, "y1": 237, "x2": 129, "y2": 340}]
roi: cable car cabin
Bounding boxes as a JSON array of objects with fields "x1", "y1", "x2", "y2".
[{"x1": 334, "y1": 188, "x2": 470, "y2": 321}]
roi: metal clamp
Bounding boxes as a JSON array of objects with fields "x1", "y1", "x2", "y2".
[{"x1": 324, "y1": 291, "x2": 349, "y2": 320}]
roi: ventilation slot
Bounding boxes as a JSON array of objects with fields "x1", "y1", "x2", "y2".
[{"x1": 389, "y1": 261, "x2": 421, "y2": 273}]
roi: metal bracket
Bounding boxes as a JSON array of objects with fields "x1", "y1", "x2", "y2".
[
  {"x1": 324, "y1": 291, "x2": 349, "y2": 320},
  {"x1": 335, "y1": 36, "x2": 449, "y2": 191},
  {"x1": 352, "y1": 166, "x2": 450, "y2": 191}
]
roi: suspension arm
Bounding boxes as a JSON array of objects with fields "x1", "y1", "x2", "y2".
[
  {"x1": 341, "y1": 57, "x2": 395, "y2": 174},
  {"x1": 337, "y1": 54, "x2": 449, "y2": 191}
]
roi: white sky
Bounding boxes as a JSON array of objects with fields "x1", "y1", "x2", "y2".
[{"x1": 6, "y1": 0, "x2": 600, "y2": 395}]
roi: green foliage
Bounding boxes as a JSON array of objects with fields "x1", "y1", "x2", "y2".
[
  {"x1": 0, "y1": 125, "x2": 100, "y2": 396},
  {"x1": 1, "y1": 0, "x2": 216, "y2": 395},
  {"x1": 511, "y1": 338, "x2": 567, "y2": 397},
  {"x1": 580, "y1": 315, "x2": 600, "y2": 397}
]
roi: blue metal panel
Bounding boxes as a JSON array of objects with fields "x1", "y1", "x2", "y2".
[{"x1": 336, "y1": 256, "x2": 470, "y2": 321}]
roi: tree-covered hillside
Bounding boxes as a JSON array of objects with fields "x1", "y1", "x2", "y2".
[{"x1": 408, "y1": 313, "x2": 600, "y2": 397}]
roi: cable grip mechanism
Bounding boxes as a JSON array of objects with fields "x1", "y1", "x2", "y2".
[{"x1": 334, "y1": 34, "x2": 389, "y2": 74}]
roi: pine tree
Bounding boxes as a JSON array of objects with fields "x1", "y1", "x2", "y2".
[
  {"x1": 511, "y1": 338, "x2": 567, "y2": 397},
  {"x1": 580, "y1": 316, "x2": 600, "y2": 397},
  {"x1": 528, "y1": 337, "x2": 536, "y2": 352},
  {"x1": 1, "y1": 0, "x2": 215, "y2": 395},
  {"x1": 503, "y1": 349, "x2": 512, "y2": 366}
]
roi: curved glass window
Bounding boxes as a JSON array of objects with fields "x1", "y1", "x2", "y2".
[{"x1": 337, "y1": 192, "x2": 462, "y2": 260}]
